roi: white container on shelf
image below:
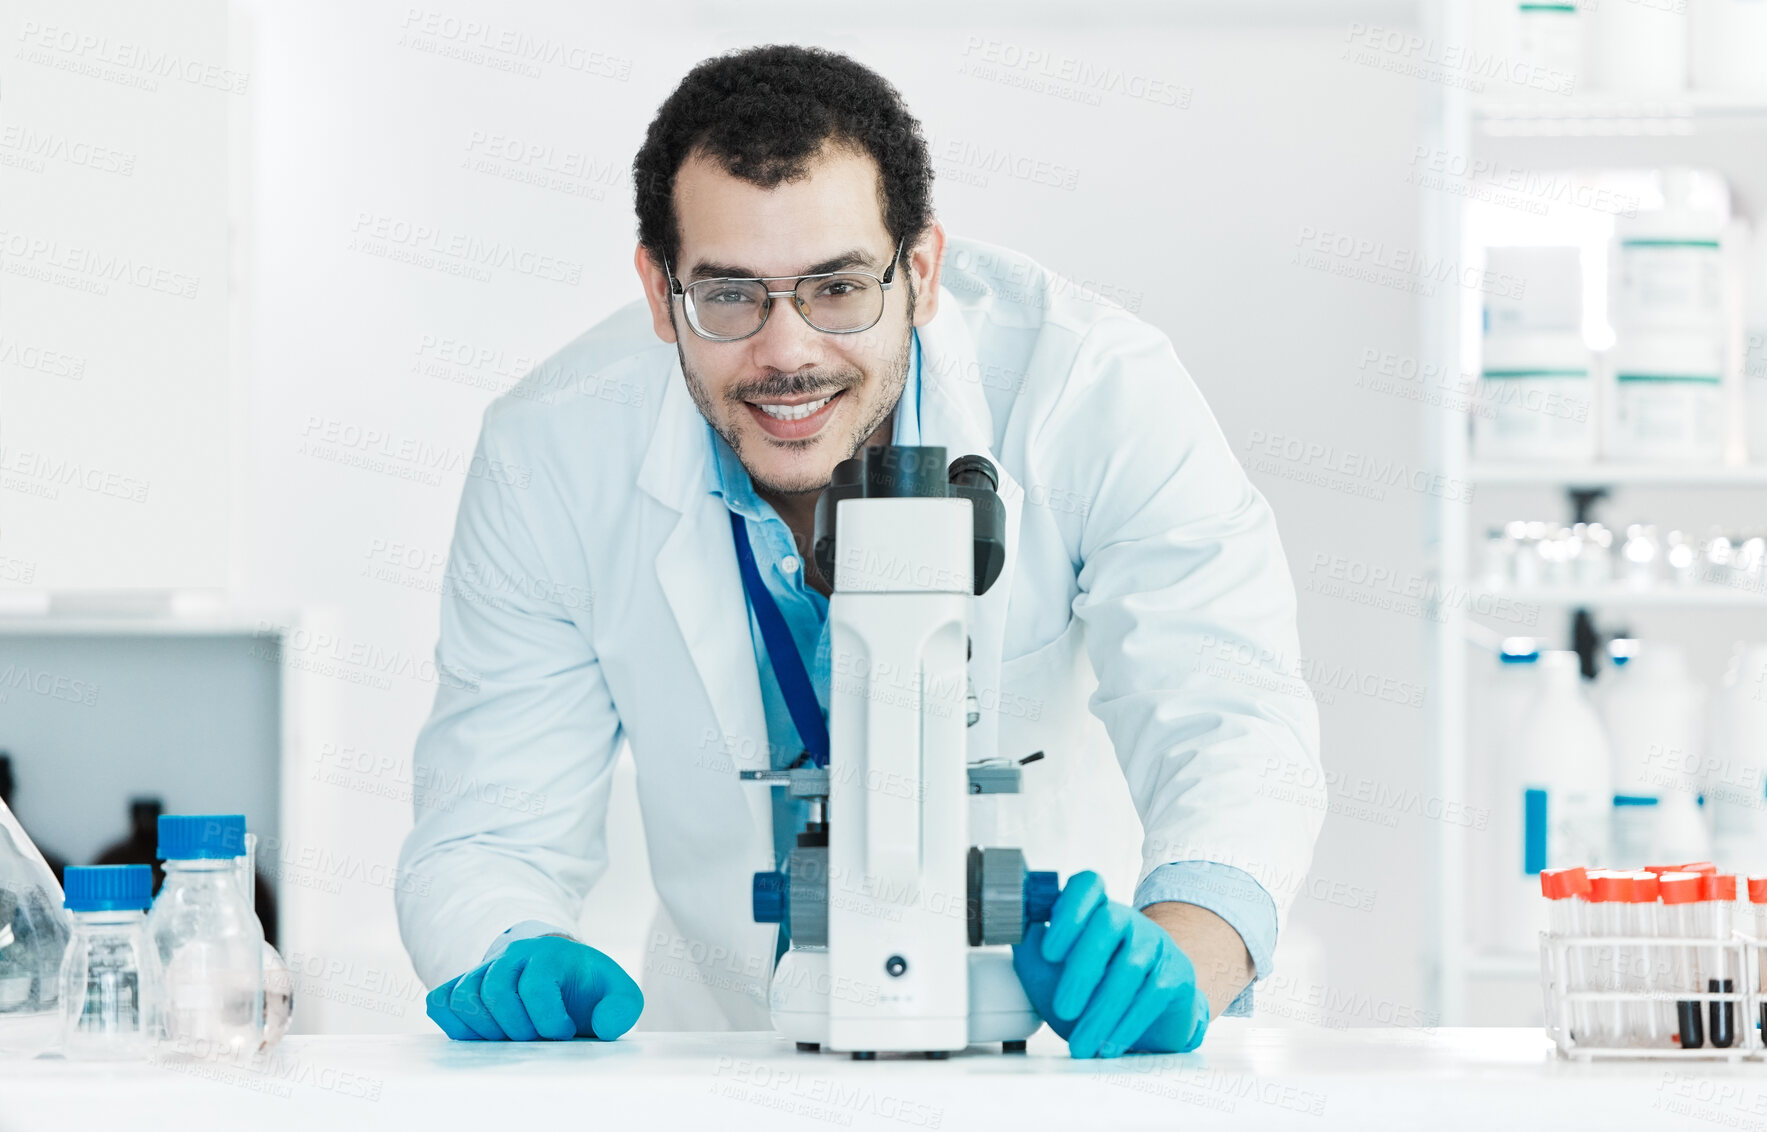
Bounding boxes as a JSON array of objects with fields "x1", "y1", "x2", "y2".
[
  {"x1": 1746, "y1": 228, "x2": 1767, "y2": 462},
  {"x1": 1519, "y1": 3, "x2": 1582, "y2": 74},
  {"x1": 1581, "y1": 0, "x2": 1689, "y2": 95},
  {"x1": 1708, "y1": 644, "x2": 1767, "y2": 873},
  {"x1": 1475, "y1": 329, "x2": 1597, "y2": 462},
  {"x1": 1607, "y1": 330, "x2": 1727, "y2": 462},
  {"x1": 1476, "y1": 641, "x2": 1545, "y2": 953},
  {"x1": 1516, "y1": 652, "x2": 1613, "y2": 936},
  {"x1": 1598, "y1": 643, "x2": 1711, "y2": 867},
  {"x1": 1612, "y1": 170, "x2": 1728, "y2": 334},
  {"x1": 1689, "y1": 0, "x2": 1767, "y2": 95},
  {"x1": 1486, "y1": 246, "x2": 1584, "y2": 335}
]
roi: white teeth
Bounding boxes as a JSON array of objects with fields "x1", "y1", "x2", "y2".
[{"x1": 754, "y1": 393, "x2": 835, "y2": 421}]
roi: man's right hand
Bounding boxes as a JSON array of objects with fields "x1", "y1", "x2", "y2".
[{"x1": 426, "y1": 936, "x2": 644, "y2": 1041}]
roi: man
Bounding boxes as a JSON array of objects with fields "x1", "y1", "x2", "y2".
[{"x1": 397, "y1": 44, "x2": 1323, "y2": 1059}]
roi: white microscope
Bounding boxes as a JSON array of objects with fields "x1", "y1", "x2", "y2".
[{"x1": 744, "y1": 445, "x2": 1059, "y2": 1059}]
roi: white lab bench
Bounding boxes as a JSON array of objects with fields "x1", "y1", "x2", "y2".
[{"x1": 2, "y1": 1023, "x2": 1759, "y2": 1130}]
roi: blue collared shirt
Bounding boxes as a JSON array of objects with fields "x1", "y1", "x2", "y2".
[{"x1": 703, "y1": 327, "x2": 1271, "y2": 1018}]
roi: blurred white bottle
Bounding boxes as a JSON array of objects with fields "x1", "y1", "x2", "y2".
[
  {"x1": 1689, "y1": 0, "x2": 1767, "y2": 96},
  {"x1": 1607, "y1": 170, "x2": 1730, "y2": 464},
  {"x1": 1477, "y1": 640, "x2": 1545, "y2": 952},
  {"x1": 1598, "y1": 642, "x2": 1711, "y2": 867},
  {"x1": 1582, "y1": 0, "x2": 1689, "y2": 95},
  {"x1": 1519, "y1": 651, "x2": 1614, "y2": 882},
  {"x1": 1708, "y1": 644, "x2": 1767, "y2": 872}
]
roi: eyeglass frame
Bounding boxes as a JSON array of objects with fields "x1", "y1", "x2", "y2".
[{"x1": 660, "y1": 237, "x2": 907, "y2": 342}]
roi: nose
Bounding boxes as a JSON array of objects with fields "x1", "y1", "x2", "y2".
[{"x1": 745, "y1": 290, "x2": 827, "y2": 382}]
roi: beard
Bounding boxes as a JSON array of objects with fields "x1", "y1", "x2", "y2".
[{"x1": 675, "y1": 299, "x2": 916, "y2": 499}]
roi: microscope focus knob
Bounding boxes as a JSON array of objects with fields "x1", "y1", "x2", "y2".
[
  {"x1": 752, "y1": 871, "x2": 788, "y2": 924},
  {"x1": 1025, "y1": 871, "x2": 1060, "y2": 925},
  {"x1": 969, "y1": 848, "x2": 1056, "y2": 946}
]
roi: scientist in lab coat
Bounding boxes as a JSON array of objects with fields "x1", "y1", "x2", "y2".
[{"x1": 397, "y1": 44, "x2": 1323, "y2": 1059}]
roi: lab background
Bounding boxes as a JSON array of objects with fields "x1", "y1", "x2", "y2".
[{"x1": 8, "y1": 0, "x2": 1767, "y2": 1037}]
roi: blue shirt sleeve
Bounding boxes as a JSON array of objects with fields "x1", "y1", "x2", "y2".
[{"x1": 1132, "y1": 861, "x2": 1276, "y2": 1018}]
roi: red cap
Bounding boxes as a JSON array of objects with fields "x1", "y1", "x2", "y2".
[
  {"x1": 1660, "y1": 872, "x2": 1704, "y2": 905},
  {"x1": 1679, "y1": 862, "x2": 1719, "y2": 875},
  {"x1": 1749, "y1": 877, "x2": 1767, "y2": 904},
  {"x1": 1629, "y1": 872, "x2": 1661, "y2": 902},
  {"x1": 1703, "y1": 874, "x2": 1738, "y2": 901},
  {"x1": 1589, "y1": 871, "x2": 1635, "y2": 903},
  {"x1": 1643, "y1": 865, "x2": 1681, "y2": 874},
  {"x1": 1540, "y1": 867, "x2": 1591, "y2": 900}
]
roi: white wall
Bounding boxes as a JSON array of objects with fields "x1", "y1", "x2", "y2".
[{"x1": 15, "y1": 0, "x2": 1437, "y2": 1032}]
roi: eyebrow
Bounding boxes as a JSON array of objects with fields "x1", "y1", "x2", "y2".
[{"x1": 686, "y1": 247, "x2": 879, "y2": 282}]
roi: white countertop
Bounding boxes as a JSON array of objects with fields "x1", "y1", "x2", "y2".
[{"x1": 0, "y1": 1024, "x2": 1758, "y2": 1131}]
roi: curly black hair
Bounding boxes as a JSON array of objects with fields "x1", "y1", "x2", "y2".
[{"x1": 632, "y1": 44, "x2": 934, "y2": 275}]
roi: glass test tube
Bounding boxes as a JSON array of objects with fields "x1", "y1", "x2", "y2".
[
  {"x1": 1703, "y1": 874, "x2": 1739, "y2": 1049},
  {"x1": 1659, "y1": 872, "x2": 1706, "y2": 1049},
  {"x1": 1587, "y1": 871, "x2": 1634, "y2": 1047},
  {"x1": 1749, "y1": 877, "x2": 1767, "y2": 1044},
  {"x1": 1541, "y1": 867, "x2": 1592, "y2": 1044},
  {"x1": 1626, "y1": 872, "x2": 1662, "y2": 1047}
]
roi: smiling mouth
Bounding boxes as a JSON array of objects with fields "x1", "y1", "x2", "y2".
[
  {"x1": 749, "y1": 393, "x2": 837, "y2": 421},
  {"x1": 741, "y1": 388, "x2": 847, "y2": 439}
]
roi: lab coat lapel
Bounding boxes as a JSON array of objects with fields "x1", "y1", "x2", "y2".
[
  {"x1": 639, "y1": 371, "x2": 776, "y2": 848},
  {"x1": 916, "y1": 301, "x2": 1024, "y2": 766}
]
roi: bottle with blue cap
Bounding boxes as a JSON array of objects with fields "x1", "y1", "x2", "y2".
[
  {"x1": 60, "y1": 864, "x2": 160, "y2": 1060},
  {"x1": 146, "y1": 815, "x2": 264, "y2": 1055}
]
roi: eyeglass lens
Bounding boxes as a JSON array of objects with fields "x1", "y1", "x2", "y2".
[{"x1": 688, "y1": 273, "x2": 883, "y2": 338}]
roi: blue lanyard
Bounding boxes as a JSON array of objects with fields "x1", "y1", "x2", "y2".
[{"x1": 728, "y1": 510, "x2": 830, "y2": 768}]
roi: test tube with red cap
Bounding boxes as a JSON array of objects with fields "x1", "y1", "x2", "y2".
[
  {"x1": 1748, "y1": 877, "x2": 1767, "y2": 1042},
  {"x1": 1541, "y1": 868, "x2": 1592, "y2": 1042},
  {"x1": 1586, "y1": 870, "x2": 1635, "y2": 1047},
  {"x1": 1658, "y1": 871, "x2": 1705, "y2": 1048},
  {"x1": 1702, "y1": 873, "x2": 1739, "y2": 1049},
  {"x1": 1626, "y1": 871, "x2": 1662, "y2": 1047}
]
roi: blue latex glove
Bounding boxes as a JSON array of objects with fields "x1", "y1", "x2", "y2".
[
  {"x1": 1012, "y1": 871, "x2": 1210, "y2": 1058},
  {"x1": 426, "y1": 935, "x2": 644, "y2": 1041}
]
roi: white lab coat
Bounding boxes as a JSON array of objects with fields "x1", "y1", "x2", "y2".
[{"x1": 396, "y1": 235, "x2": 1325, "y2": 1031}]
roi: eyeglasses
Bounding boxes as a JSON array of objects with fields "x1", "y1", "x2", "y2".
[{"x1": 663, "y1": 238, "x2": 904, "y2": 342}]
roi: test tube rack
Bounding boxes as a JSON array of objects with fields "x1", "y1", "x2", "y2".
[{"x1": 1541, "y1": 931, "x2": 1765, "y2": 1061}]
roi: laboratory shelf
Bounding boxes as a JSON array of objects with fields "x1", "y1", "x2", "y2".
[
  {"x1": 1471, "y1": 585, "x2": 1767, "y2": 609},
  {"x1": 1473, "y1": 93, "x2": 1767, "y2": 136},
  {"x1": 0, "y1": 616, "x2": 298, "y2": 637},
  {"x1": 1469, "y1": 462, "x2": 1767, "y2": 487},
  {"x1": 1421, "y1": 0, "x2": 1767, "y2": 1028}
]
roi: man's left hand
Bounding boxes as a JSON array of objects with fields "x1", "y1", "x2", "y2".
[{"x1": 1011, "y1": 871, "x2": 1210, "y2": 1058}]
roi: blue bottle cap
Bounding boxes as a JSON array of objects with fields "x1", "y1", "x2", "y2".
[
  {"x1": 158, "y1": 814, "x2": 248, "y2": 860},
  {"x1": 63, "y1": 864, "x2": 154, "y2": 912}
]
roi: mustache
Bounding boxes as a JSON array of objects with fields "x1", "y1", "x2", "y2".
[{"x1": 728, "y1": 371, "x2": 858, "y2": 403}]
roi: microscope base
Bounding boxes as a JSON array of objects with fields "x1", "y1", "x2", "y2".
[{"x1": 770, "y1": 946, "x2": 1042, "y2": 1054}]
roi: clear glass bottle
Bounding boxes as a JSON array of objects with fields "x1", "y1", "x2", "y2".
[
  {"x1": 59, "y1": 865, "x2": 160, "y2": 1060},
  {"x1": 233, "y1": 830, "x2": 291, "y2": 1051},
  {"x1": 0, "y1": 805, "x2": 70, "y2": 1057},
  {"x1": 146, "y1": 815, "x2": 264, "y2": 1056}
]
